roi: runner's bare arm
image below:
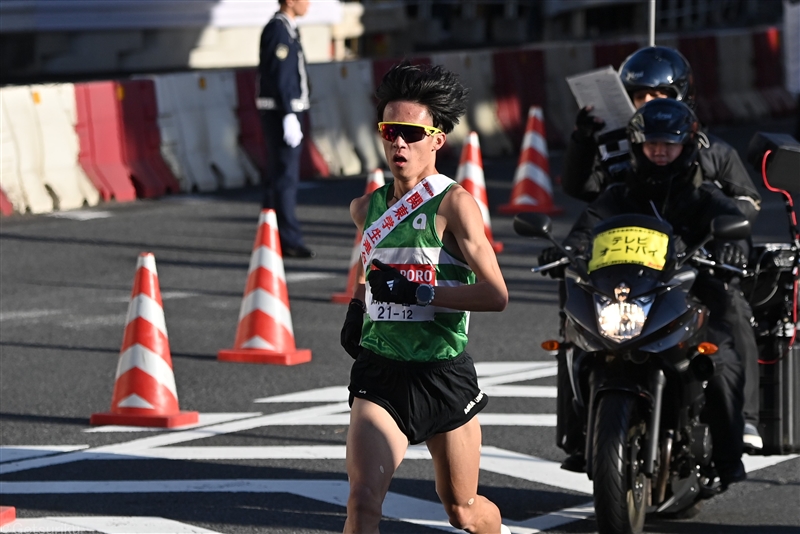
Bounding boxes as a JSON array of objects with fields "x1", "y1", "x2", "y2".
[
  {"x1": 349, "y1": 194, "x2": 371, "y2": 302},
  {"x1": 433, "y1": 185, "x2": 508, "y2": 312}
]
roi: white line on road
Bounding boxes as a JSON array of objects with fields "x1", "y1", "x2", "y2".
[
  {"x1": 46, "y1": 211, "x2": 113, "y2": 221},
  {"x1": 82, "y1": 412, "x2": 261, "y2": 433},
  {"x1": 0, "y1": 516, "x2": 222, "y2": 533},
  {"x1": 0, "y1": 445, "x2": 89, "y2": 464},
  {"x1": 0, "y1": 309, "x2": 63, "y2": 322},
  {"x1": 254, "y1": 384, "x2": 557, "y2": 403}
]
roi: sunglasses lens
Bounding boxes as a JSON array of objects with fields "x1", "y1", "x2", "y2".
[{"x1": 379, "y1": 124, "x2": 428, "y2": 143}]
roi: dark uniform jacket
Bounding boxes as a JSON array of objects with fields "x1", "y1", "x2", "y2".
[
  {"x1": 561, "y1": 129, "x2": 762, "y2": 222},
  {"x1": 257, "y1": 12, "x2": 310, "y2": 113}
]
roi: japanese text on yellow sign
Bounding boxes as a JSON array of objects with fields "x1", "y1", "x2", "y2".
[{"x1": 589, "y1": 226, "x2": 669, "y2": 272}]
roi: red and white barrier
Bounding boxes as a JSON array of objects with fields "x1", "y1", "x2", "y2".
[
  {"x1": 91, "y1": 253, "x2": 199, "y2": 428},
  {"x1": 218, "y1": 209, "x2": 312, "y2": 365}
]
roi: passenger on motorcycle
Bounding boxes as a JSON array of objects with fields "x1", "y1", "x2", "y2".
[
  {"x1": 557, "y1": 45, "x2": 763, "y2": 454},
  {"x1": 544, "y1": 99, "x2": 748, "y2": 491}
]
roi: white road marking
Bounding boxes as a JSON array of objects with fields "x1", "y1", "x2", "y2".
[
  {"x1": 742, "y1": 453, "x2": 799, "y2": 472},
  {"x1": 254, "y1": 384, "x2": 557, "y2": 403},
  {"x1": 474, "y1": 361, "x2": 556, "y2": 377},
  {"x1": 0, "y1": 445, "x2": 89, "y2": 463},
  {"x1": 0, "y1": 403, "x2": 350, "y2": 475},
  {"x1": 0, "y1": 516, "x2": 221, "y2": 533},
  {"x1": 47, "y1": 211, "x2": 113, "y2": 221},
  {"x1": 0, "y1": 309, "x2": 63, "y2": 322},
  {"x1": 83, "y1": 412, "x2": 262, "y2": 433},
  {"x1": 285, "y1": 272, "x2": 336, "y2": 282}
]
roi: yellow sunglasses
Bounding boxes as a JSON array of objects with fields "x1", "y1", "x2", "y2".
[{"x1": 377, "y1": 122, "x2": 443, "y2": 143}]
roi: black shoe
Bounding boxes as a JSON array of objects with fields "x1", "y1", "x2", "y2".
[
  {"x1": 283, "y1": 245, "x2": 315, "y2": 259},
  {"x1": 560, "y1": 452, "x2": 586, "y2": 473},
  {"x1": 717, "y1": 460, "x2": 747, "y2": 491}
]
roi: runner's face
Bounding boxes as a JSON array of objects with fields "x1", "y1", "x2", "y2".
[
  {"x1": 381, "y1": 101, "x2": 444, "y2": 182},
  {"x1": 289, "y1": 0, "x2": 310, "y2": 17}
]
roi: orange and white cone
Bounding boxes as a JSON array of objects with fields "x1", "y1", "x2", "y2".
[
  {"x1": 0, "y1": 507, "x2": 15, "y2": 527},
  {"x1": 218, "y1": 209, "x2": 311, "y2": 365},
  {"x1": 499, "y1": 106, "x2": 563, "y2": 215},
  {"x1": 332, "y1": 168, "x2": 386, "y2": 304},
  {"x1": 91, "y1": 253, "x2": 199, "y2": 428},
  {"x1": 456, "y1": 132, "x2": 503, "y2": 253}
]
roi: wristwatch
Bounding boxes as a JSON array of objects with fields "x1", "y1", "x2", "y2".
[{"x1": 415, "y1": 284, "x2": 435, "y2": 307}]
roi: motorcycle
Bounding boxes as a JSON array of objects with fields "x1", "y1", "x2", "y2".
[
  {"x1": 513, "y1": 130, "x2": 800, "y2": 534},
  {"x1": 744, "y1": 131, "x2": 800, "y2": 456},
  {"x1": 515, "y1": 209, "x2": 748, "y2": 533}
]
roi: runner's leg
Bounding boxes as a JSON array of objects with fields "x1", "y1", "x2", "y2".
[
  {"x1": 344, "y1": 397, "x2": 409, "y2": 534},
  {"x1": 426, "y1": 417, "x2": 502, "y2": 533}
]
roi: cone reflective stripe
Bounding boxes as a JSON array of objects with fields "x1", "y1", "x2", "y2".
[
  {"x1": 499, "y1": 106, "x2": 564, "y2": 215},
  {"x1": 456, "y1": 132, "x2": 503, "y2": 253},
  {"x1": 91, "y1": 253, "x2": 198, "y2": 428},
  {"x1": 332, "y1": 169, "x2": 386, "y2": 303},
  {"x1": 219, "y1": 209, "x2": 311, "y2": 365},
  {"x1": 0, "y1": 507, "x2": 15, "y2": 527}
]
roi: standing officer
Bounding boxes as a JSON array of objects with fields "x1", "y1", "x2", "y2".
[{"x1": 257, "y1": 0, "x2": 314, "y2": 258}]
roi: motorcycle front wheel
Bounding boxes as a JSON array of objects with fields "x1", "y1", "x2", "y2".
[{"x1": 592, "y1": 393, "x2": 648, "y2": 534}]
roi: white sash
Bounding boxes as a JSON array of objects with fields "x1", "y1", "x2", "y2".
[{"x1": 360, "y1": 174, "x2": 453, "y2": 270}]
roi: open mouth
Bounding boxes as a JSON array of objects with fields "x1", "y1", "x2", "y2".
[{"x1": 393, "y1": 155, "x2": 407, "y2": 164}]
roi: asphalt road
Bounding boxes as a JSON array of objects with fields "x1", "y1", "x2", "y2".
[{"x1": 1, "y1": 117, "x2": 799, "y2": 534}]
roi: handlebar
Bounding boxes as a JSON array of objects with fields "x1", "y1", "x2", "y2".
[{"x1": 531, "y1": 256, "x2": 570, "y2": 274}]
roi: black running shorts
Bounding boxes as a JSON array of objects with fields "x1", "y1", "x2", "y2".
[{"x1": 348, "y1": 349, "x2": 488, "y2": 445}]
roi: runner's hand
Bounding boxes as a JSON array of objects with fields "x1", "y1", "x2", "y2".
[
  {"x1": 368, "y1": 260, "x2": 418, "y2": 305},
  {"x1": 340, "y1": 299, "x2": 365, "y2": 359}
]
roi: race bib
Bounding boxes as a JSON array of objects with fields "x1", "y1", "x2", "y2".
[
  {"x1": 589, "y1": 226, "x2": 669, "y2": 272},
  {"x1": 367, "y1": 263, "x2": 436, "y2": 322}
]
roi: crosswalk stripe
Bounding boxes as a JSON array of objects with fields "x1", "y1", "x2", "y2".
[{"x1": 0, "y1": 516, "x2": 221, "y2": 533}]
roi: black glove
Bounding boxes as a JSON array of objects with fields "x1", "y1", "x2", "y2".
[
  {"x1": 340, "y1": 298, "x2": 365, "y2": 359},
  {"x1": 574, "y1": 106, "x2": 605, "y2": 139},
  {"x1": 715, "y1": 242, "x2": 747, "y2": 269},
  {"x1": 538, "y1": 246, "x2": 567, "y2": 278},
  {"x1": 367, "y1": 259, "x2": 419, "y2": 305}
]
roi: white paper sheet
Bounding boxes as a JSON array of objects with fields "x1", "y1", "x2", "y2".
[{"x1": 566, "y1": 66, "x2": 637, "y2": 135}]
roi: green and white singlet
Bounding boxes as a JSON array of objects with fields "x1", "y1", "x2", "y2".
[{"x1": 361, "y1": 176, "x2": 476, "y2": 362}]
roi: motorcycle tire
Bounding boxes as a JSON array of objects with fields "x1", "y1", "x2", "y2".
[{"x1": 592, "y1": 393, "x2": 648, "y2": 534}]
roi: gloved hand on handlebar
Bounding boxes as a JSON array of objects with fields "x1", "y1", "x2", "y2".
[
  {"x1": 574, "y1": 106, "x2": 605, "y2": 139},
  {"x1": 538, "y1": 246, "x2": 567, "y2": 279},
  {"x1": 715, "y1": 242, "x2": 748, "y2": 270}
]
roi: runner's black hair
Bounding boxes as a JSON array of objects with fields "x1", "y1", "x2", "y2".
[{"x1": 375, "y1": 60, "x2": 469, "y2": 134}]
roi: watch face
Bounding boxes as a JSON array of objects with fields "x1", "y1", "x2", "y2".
[{"x1": 416, "y1": 284, "x2": 434, "y2": 304}]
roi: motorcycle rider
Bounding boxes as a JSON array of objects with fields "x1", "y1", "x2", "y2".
[
  {"x1": 545, "y1": 98, "x2": 747, "y2": 491},
  {"x1": 556, "y1": 46, "x2": 763, "y2": 458}
]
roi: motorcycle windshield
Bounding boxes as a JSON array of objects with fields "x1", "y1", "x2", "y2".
[{"x1": 587, "y1": 214, "x2": 677, "y2": 298}]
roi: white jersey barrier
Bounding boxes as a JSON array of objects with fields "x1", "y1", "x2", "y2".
[
  {"x1": 150, "y1": 71, "x2": 257, "y2": 192},
  {"x1": 2, "y1": 86, "x2": 55, "y2": 214},
  {"x1": 30, "y1": 84, "x2": 100, "y2": 211},
  {"x1": 307, "y1": 59, "x2": 383, "y2": 176},
  {"x1": 431, "y1": 49, "x2": 514, "y2": 158}
]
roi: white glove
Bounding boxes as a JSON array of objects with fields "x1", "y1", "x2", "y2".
[{"x1": 282, "y1": 113, "x2": 303, "y2": 148}]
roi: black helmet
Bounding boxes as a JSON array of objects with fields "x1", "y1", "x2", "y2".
[
  {"x1": 619, "y1": 46, "x2": 695, "y2": 108},
  {"x1": 626, "y1": 99, "x2": 701, "y2": 201}
]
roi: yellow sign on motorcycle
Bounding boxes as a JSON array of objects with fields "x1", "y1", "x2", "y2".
[{"x1": 589, "y1": 226, "x2": 669, "y2": 272}]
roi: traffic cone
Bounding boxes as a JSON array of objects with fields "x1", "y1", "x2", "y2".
[
  {"x1": 456, "y1": 132, "x2": 503, "y2": 253},
  {"x1": 498, "y1": 106, "x2": 563, "y2": 215},
  {"x1": 218, "y1": 209, "x2": 312, "y2": 365},
  {"x1": 0, "y1": 507, "x2": 15, "y2": 527},
  {"x1": 91, "y1": 253, "x2": 199, "y2": 428},
  {"x1": 332, "y1": 168, "x2": 386, "y2": 303}
]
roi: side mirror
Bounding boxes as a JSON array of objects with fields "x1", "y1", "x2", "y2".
[
  {"x1": 513, "y1": 213, "x2": 553, "y2": 239},
  {"x1": 746, "y1": 132, "x2": 800, "y2": 194},
  {"x1": 711, "y1": 215, "x2": 750, "y2": 241}
]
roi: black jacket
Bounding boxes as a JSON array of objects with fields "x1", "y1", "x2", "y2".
[
  {"x1": 561, "y1": 130, "x2": 761, "y2": 222},
  {"x1": 563, "y1": 168, "x2": 748, "y2": 259},
  {"x1": 257, "y1": 12, "x2": 310, "y2": 113}
]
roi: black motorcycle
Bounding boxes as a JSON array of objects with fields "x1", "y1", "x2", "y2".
[
  {"x1": 515, "y1": 209, "x2": 749, "y2": 533},
  {"x1": 513, "y1": 131, "x2": 800, "y2": 534},
  {"x1": 744, "y1": 131, "x2": 800, "y2": 456}
]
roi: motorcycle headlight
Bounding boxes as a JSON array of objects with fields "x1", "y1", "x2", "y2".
[{"x1": 595, "y1": 285, "x2": 654, "y2": 342}]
